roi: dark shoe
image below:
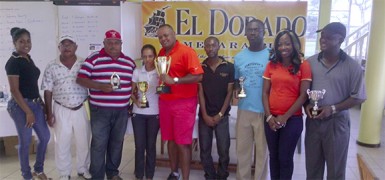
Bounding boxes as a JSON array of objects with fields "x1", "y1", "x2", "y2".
[{"x1": 167, "y1": 172, "x2": 180, "y2": 180}]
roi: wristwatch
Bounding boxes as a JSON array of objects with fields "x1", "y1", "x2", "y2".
[
  {"x1": 218, "y1": 112, "x2": 224, "y2": 118},
  {"x1": 173, "y1": 77, "x2": 179, "y2": 84},
  {"x1": 331, "y1": 105, "x2": 337, "y2": 114}
]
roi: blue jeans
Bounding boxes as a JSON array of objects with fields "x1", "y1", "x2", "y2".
[
  {"x1": 89, "y1": 105, "x2": 128, "y2": 179},
  {"x1": 7, "y1": 99, "x2": 50, "y2": 179},
  {"x1": 131, "y1": 113, "x2": 159, "y2": 179},
  {"x1": 264, "y1": 115, "x2": 303, "y2": 180},
  {"x1": 198, "y1": 115, "x2": 230, "y2": 179}
]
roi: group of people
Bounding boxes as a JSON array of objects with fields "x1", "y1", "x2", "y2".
[{"x1": 5, "y1": 20, "x2": 365, "y2": 180}]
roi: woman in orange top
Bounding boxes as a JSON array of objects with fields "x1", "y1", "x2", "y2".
[{"x1": 262, "y1": 29, "x2": 312, "y2": 180}]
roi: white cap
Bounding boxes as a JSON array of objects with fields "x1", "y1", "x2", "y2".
[{"x1": 59, "y1": 35, "x2": 76, "y2": 44}]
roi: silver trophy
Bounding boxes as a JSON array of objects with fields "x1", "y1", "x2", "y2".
[
  {"x1": 111, "y1": 72, "x2": 121, "y2": 90},
  {"x1": 238, "y1": 76, "x2": 246, "y2": 98},
  {"x1": 307, "y1": 89, "x2": 326, "y2": 116}
]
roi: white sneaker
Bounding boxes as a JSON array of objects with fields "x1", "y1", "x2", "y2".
[
  {"x1": 59, "y1": 175, "x2": 70, "y2": 180},
  {"x1": 78, "y1": 171, "x2": 92, "y2": 180}
]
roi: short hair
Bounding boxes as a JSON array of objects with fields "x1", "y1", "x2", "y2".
[
  {"x1": 141, "y1": 44, "x2": 157, "y2": 57},
  {"x1": 10, "y1": 27, "x2": 30, "y2": 42},
  {"x1": 246, "y1": 19, "x2": 264, "y2": 29},
  {"x1": 158, "y1": 24, "x2": 174, "y2": 32},
  {"x1": 204, "y1": 36, "x2": 220, "y2": 44}
]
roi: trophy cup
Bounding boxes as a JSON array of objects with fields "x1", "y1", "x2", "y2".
[
  {"x1": 307, "y1": 89, "x2": 326, "y2": 116},
  {"x1": 137, "y1": 81, "x2": 149, "y2": 108},
  {"x1": 155, "y1": 56, "x2": 172, "y2": 94},
  {"x1": 111, "y1": 72, "x2": 121, "y2": 90},
  {"x1": 238, "y1": 76, "x2": 247, "y2": 98}
]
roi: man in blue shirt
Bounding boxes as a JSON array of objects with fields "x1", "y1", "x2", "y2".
[{"x1": 234, "y1": 19, "x2": 270, "y2": 180}]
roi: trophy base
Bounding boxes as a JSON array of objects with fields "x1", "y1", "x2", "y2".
[
  {"x1": 311, "y1": 109, "x2": 320, "y2": 116},
  {"x1": 140, "y1": 101, "x2": 149, "y2": 108},
  {"x1": 112, "y1": 85, "x2": 121, "y2": 90},
  {"x1": 238, "y1": 94, "x2": 246, "y2": 98},
  {"x1": 156, "y1": 86, "x2": 171, "y2": 94}
]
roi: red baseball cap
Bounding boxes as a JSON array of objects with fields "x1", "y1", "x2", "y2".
[{"x1": 105, "y1": 30, "x2": 121, "y2": 40}]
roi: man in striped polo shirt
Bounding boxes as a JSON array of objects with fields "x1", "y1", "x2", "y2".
[{"x1": 76, "y1": 30, "x2": 136, "y2": 180}]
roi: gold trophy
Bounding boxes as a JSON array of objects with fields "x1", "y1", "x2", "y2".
[
  {"x1": 138, "y1": 81, "x2": 149, "y2": 108},
  {"x1": 238, "y1": 76, "x2": 246, "y2": 98},
  {"x1": 307, "y1": 89, "x2": 326, "y2": 116},
  {"x1": 111, "y1": 72, "x2": 121, "y2": 90},
  {"x1": 155, "y1": 56, "x2": 172, "y2": 94}
]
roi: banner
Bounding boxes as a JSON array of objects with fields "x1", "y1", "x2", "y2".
[{"x1": 142, "y1": 1, "x2": 307, "y2": 61}]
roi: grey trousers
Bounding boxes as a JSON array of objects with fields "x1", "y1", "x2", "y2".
[{"x1": 305, "y1": 111, "x2": 350, "y2": 180}]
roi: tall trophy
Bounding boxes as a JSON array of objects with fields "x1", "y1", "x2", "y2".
[
  {"x1": 307, "y1": 89, "x2": 326, "y2": 116},
  {"x1": 137, "y1": 81, "x2": 149, "y2": 108},
  {"x1": 111, "y1": 72, "x2": 121, "y2": 89},
  {"x1": 155, "y1": 56, "x2": 172, "y2": 94},
  {"x1": 238, "y1": 76, "x2": 246, "y2": 98}
]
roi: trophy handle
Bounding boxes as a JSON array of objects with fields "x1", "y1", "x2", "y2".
[
  {"x1": 154, "y1": 58, "x2": 160, "y2": 75},
  {"x1": 321, "y1": 89, "x2": 326, "y2": 95},
  {"x1": 306, "y1": 89, "x2": 311, "y2": 96}
]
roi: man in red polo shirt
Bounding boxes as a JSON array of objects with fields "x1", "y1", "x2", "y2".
[{"x1": 156, "y1": 24, "x2": 203, "y2": 180}]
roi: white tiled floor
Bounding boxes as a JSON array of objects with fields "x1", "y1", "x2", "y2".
[{"x1": 0, "y1": 106, "x2": 384, "y2": 180}]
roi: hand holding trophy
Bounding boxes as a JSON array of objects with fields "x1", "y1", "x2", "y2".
[
  {"x1": 238, "y1": 76, "x2": 247, "y2": 98},
  {"x1": 137, "y1": 81, "x2": 149, "y2": 108},
  {"x1": 307, "y1": 89, "x2": 326, "y2": 116},
  {"x1": 155, "y1": 56, "x2": 172, "y2": 94},
  {"x1": 111, "y1": 72, "x2": 121, "y2": 90}
]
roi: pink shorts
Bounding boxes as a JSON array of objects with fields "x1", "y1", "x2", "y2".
[{"x1": 159, "y1": 97, "x2": 197, "y2": 145}]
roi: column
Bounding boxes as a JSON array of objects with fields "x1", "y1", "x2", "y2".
[
  {"x1": 315, "y1": 0, "x2": 332, "y2": 51},
  {"x1": 357, "y1": 0, "x2": 385, "y2": 147}
]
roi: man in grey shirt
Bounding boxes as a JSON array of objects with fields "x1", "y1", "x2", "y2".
[{"x1": 305, "y1": 22, "x2": 366, "y2": 180}]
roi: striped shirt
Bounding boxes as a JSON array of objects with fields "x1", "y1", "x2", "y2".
[{"x1": 77, "y1": 48, "x2": 136, "y2": 108}]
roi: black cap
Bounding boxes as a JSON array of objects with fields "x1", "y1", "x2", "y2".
[{"x1": 316, "y1": 22, "x2": 346, "y2": 39}]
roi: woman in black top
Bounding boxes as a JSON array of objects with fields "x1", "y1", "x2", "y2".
[{"x1": 5, "y1": 27, "x2": 50, "y2": 180}]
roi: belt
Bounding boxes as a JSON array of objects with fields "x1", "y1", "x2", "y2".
[
  {"x1": 55, "y1": 101, "x2": 83, "y2": 111},
  {"x1": 25, "y1": 97, "x2": 42, "y2": 103}
]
